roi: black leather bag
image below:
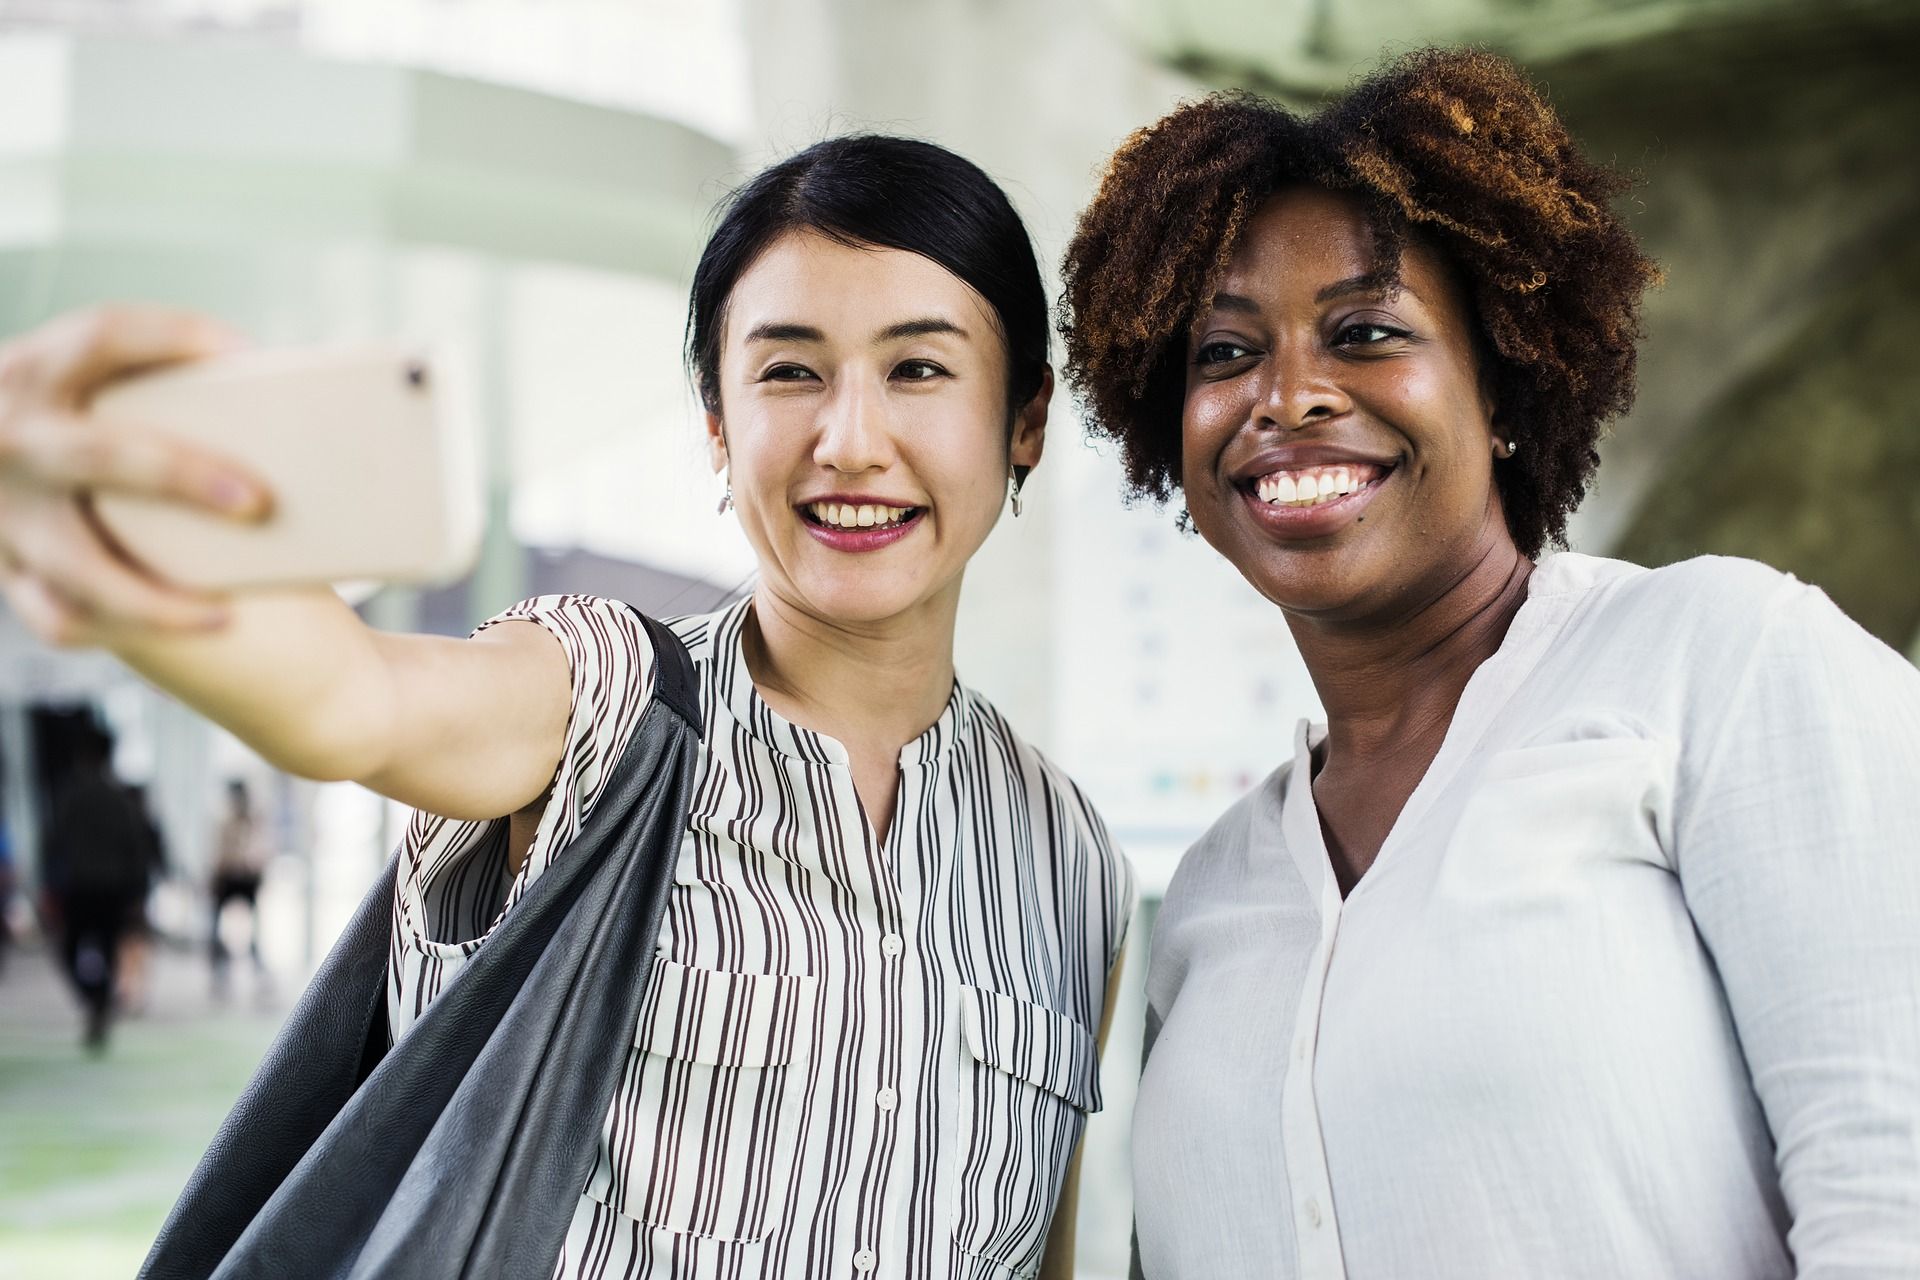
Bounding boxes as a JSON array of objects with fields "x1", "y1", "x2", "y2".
[{"x1": 141, "y1": 612, "x2": 701, "y2": 1280}]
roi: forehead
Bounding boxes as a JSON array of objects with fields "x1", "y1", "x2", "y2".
[
  {"x1": 1218, "y1": 185, "x2": 1456, "y2": 308},
  {"x1": 725, "y1": 229, "x2": 998, "y2": 341}
]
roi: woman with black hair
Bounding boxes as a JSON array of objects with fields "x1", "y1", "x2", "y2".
[
  {"x1": 1062, "y1": 48, "x2": 1919, "y2": 1278},
  {"x1": 0, "y1": 134, "x2": 1130, "y2": 1279}
]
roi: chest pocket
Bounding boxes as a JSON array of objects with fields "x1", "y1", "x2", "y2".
[
  {"x1": 583, "y1": 960, "x2": 816, "y2": 1246},
  {"x1": 951, "y1": 985, "x2": 1102, "y2": 1276}
]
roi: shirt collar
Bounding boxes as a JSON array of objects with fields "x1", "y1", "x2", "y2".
[{"x1": 707, "y1": 595, "x2": 971, "y2": 768}]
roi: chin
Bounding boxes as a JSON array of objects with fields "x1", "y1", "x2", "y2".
[
  {"x1": 1206, "y1": 523, "x2": 1385, "y2": 621},
  {"x1": 787, "y1": 567, "x2": 937, "y2": 627}
]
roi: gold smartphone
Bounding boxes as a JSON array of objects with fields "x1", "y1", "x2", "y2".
[{"x1": 88, "y1": 344, "x2": 483, "y2": 591}]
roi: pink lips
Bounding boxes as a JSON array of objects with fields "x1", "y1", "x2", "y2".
[{"x1": 799, "y1": 503, "x2": 925, "y2": 553}]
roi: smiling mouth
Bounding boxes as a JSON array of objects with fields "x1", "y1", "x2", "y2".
[
  {"x1": 802, "y1": 501, "x2": 922, "y2": 530},
  {"x1": 1244, "y1": 462, "x2": 1390, "y2": 508}
]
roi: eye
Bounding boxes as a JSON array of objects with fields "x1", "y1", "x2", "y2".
[
  {"x1": 1193, "y1": 340, "x2": 1256, "y2": 367},
  {"x1": 760, "y1": 363, "x2": 817, "y2": 383},
  {"x1": 1333, "y1": 322, "x2": 1412, "y2": 348},
  {"x1": 893, "y1": 359, "x2": 949, "y2": 382}
]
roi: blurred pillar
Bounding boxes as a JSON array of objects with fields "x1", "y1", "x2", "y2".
[
  {"x1": 0, "y1": 702, "x2": 39, "y2": 900},
  {"x1": 149, "y1": 694, "x2": 216, "y2": 889},
  {"x1": 468, "y1": 268, "x2": 527, "y2": 626}
]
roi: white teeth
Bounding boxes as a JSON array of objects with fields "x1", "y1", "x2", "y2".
[
  {"x1": 808, "y1": 502, "x2": 914, "y2": 530},
  {"x1": 1254, "y1": 465, "x2": 1379, "y2": 508}
]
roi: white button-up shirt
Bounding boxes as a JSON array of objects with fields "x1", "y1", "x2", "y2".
[
  {"x1": 391, "y1": 595, "x2": 1133, "y2": 1280},
  {"x1": 1134, "y1": 553, "x2": 1920, "y2": 1279}
]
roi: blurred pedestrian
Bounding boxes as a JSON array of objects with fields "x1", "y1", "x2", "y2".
[
  {"x1": 208, "y1": 779, "x2": 266, "y2": 994},
  {"x1": 0, "y1": 815, "x2": 16, "y2": 978},
  {"x1": 40, "y1": 725, "x2": 151, "y2": 1050}
]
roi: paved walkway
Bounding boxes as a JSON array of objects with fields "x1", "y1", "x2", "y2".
[{"x1": 0, "y1": 938, "x2": 287, "y2": 1280}]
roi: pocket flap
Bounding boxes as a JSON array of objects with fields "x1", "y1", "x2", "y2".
[
  {"x1": 958, "y1": 985, "x2": 1101, "y2": 1112},
  {"x1": 637, "y1": 960, "x2": 817, "y2": 1068}
]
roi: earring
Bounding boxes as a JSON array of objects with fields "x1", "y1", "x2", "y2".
[
  {"x1": 1494, "y1": 438, "x2": 1519, "y2": 460},
  {"x1": 1008, "y1": 466, "x2": 1028, "y2": 518},
  {"x1": 715, "y1": 467, "x2": 733, "y2": 514}
]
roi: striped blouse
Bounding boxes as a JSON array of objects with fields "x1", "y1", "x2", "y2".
[{"x1": 389, "y1": 594, "x2": 1134, "y2": 1280}]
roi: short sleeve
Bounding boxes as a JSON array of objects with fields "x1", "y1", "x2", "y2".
[
  {"x1": 1676, "y1": 581, "x2": 1920, "y2": 1274},
  {"x1": 1104, "y1": 826, "x2": 1139, "y2": 975},
  {"x1": 391, "y1": 594, "x2": 656, "y2": 966}
]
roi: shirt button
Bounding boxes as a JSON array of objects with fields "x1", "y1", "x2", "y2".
[
  {"x1": 1294, "y1": 1038, "x2": 1310, "y2": 1064},
  {"x1": 874, "y1": 1087, "x2": 898, "y2": 1112},
  {"x1": 880, "y1": 933, "x2": 905, "y2": 958},
  {"x1": 853, "y1": 1248, "x2": 877, "y2": 1272},
  {"x1": 1304, "y1": 1197, "x2": 1324, "y2": 1229}
]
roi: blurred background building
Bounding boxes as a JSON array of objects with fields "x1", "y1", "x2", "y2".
[{"x1": 0, "y1": 0, "x2": 1914, "y2": 1276}]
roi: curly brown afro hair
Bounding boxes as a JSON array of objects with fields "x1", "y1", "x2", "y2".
[{"x1": 1059, "y1": 47, "x2": 1661, "y2": 557}]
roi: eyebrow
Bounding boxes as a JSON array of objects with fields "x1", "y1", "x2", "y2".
[
  {"x1": 743, "y1": 321, "x2": 825, "y2": 345},
  {"x1": 1314, "y1": 269, "x2": 1400, "y2": 303},
  {"x1": 1207, "y1": 292, "x2": 1263, "y2": 316},
  {"x1": 740, "y1": 317, "x2": 969, "y2": 346},
  {"x1": 1204, "y1": 270, "x2": 1403, "y2": 317},
  {"x1": 876, "y1": 317, "x2": 968, "y2": 343}
]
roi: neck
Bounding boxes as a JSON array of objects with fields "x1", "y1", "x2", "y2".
[
  {"x1": 1290, "y1": 538, "x2": 1534, "y2": 764},
  {"x1": 742, "y1": 582, "x2": 960, "y2": 755}
]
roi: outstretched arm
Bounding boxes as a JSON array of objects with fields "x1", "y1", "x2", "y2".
[{"x1": 0, "y1": 306, "x2": 571, "y2": 824}]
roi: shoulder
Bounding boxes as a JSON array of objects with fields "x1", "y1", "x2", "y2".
[
  {"x1": 967, "y1": 693, "x2": 1108, "y2": 834},
  {"x1": 473, "y1": 595, "x2": 659, "y2": 737},
  {"x1": 962, "y1": 690, "x2": 1133, "y2": 895},
  {"x1": 1544, "y1": 552, "x2": 1799, "y2": 631},
  {"x1": 1161, "y1": 762, "x2": 1289, "y2": 921},
  {"x1": 1535, "y1": 553, "x2": 1821, "y2": 687},
  {"x1": 1552, "y1": 553, "x2": 1899, "y2": 682},
  {"x1": 477, "y1": 593, "x2": 655, "y2": 664},
  {"x1": 663, "y1": 602, "x2": 733, "y2": 671}
]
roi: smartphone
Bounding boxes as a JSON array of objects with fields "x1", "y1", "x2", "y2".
[{"x1": 87, "y1": 344, "x2": 483, "y2": 592}]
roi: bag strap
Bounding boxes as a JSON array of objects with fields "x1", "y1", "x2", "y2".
[{"x1": 632, "y1": 609, "x2": 701, "y2": 734}]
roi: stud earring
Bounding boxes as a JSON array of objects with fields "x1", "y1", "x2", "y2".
[
  {"x1": 715, "y1": 467, "x2": 733, "y2": 514},
  {"x1": 1494, "y1": 438, "x2": 1519, "y2": 460}
]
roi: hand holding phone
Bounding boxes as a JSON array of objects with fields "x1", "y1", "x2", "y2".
[
  {"x1": 0, "y1": 306, "x2": 268, "y2": 642},
  {"x1": 87, "y1": 343, "x2": 483, "y2": 592}
]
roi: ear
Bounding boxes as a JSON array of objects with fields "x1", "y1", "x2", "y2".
[
  {"x1": 1010, "y1": 366, "x2": 1052, "y2": 472},
  {"x1": 705, "y1": 403, "x2": 728, "y2": 474}
]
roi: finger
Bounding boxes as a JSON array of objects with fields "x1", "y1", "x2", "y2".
[
  {"x1": 40, "y1": 305, "x2": 243, "y2": 404},
  {"x1": 7, "y1": 410, "x2": 271, "y2": 517},
  {"x1": 0, "y1": 566, "x2": 96, "y2": 650},
  {"x1": 11, "y1": 517, "x2": 229, "y2": 633}
]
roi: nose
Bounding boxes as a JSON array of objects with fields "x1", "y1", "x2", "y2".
[
  {"x1": 813, "y1": 372, "x2": 895, "y2": 474},
  {"x1": 1255, "y1": 344, "x2": 1351, "y2": 430}
]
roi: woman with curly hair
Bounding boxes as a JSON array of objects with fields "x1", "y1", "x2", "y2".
[{"x1": 1061, "y1": 48, "x2": 1920, "y2": 1277}]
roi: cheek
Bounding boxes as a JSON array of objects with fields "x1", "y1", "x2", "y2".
[
  {"x1": 1181, "y1": 386, "x2": 1243, "y2": 496},
  {"x1": 908, "y1": 404, "x2": 1009, "y2": 524},
  {"x1": 728, "y1": 406, "x2": 808, "y2": 485},
  {"x1": 1377, "y1": 367, "x2": 1490, "y2": 474}
]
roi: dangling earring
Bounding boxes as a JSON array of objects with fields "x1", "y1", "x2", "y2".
[
  {"x1": 715, "y1": 466, "x2": 733, "y2": 514},
  {"x1": 1008, "y1": 465, "x2": 1030, "y2": 517}
]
